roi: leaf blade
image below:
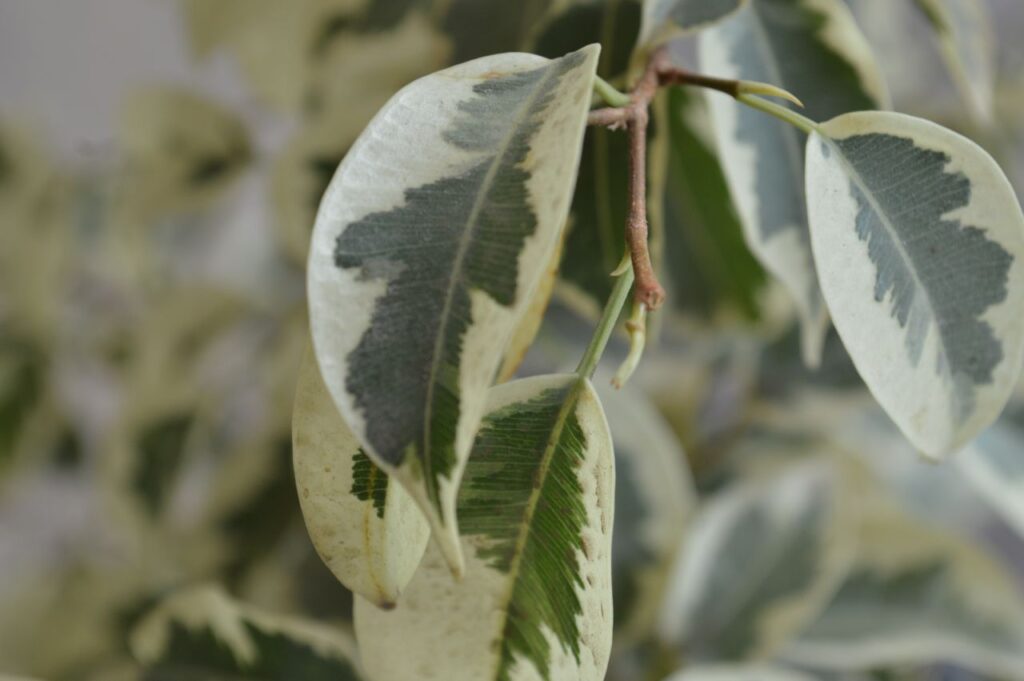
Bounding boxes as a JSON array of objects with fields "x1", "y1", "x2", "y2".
[
  {"x1": 805, "y1": 111, "x2": 1024, "y2": 456},
  {"x1": 698, "y1": 0, "x2": 889, "y2": 365},
  {"x1": 308, "y1": 47, "x2": 600, "y2": 573},
  {"x1": 292, "y1": 350, "x2": 430, "y2": 608},
  {"x1": 354, "y1": 374, "x2": 615, "y2": 681}
]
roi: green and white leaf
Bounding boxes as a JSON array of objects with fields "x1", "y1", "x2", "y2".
[
  {"x1": 785, "y1": 500, "x2": 1024, "y2": 680},
  {"x1": 664, "y1": 665, "x2": 816, "y2": 681},
  {"x1": 596, "y1": 376, "x2": 696, "y2": 648},
  {"x1": 699, "y1": 0, "x2": 889, "y2": 366},
  {"x1": 957, "y1": 419, "x2": 1024, "y2": 540},
  {"x1": 660, "y1": 87, "x2": 766, "y2": 322},
  {"x1": 805, "y1": 111, "x2": 1024, "y2": 457},
  {"x1": 130, "y1": 584, "x2": 364, "y2": 680},
  {"x1": 292, "y1": 350, "x2": 429, "y2": 608},
  {"x1": 307, "y1": 47, "x2": 600, "y2": 574},
  {"x1": 913, "y1": 0, "x2": 995, "y2": 122},
  {"x1": 638, "y1": 0, "x2": 748, "y2": 48},
  {"x1": 354, "y1": 374, "x2": 614, "y2": 681},
  {"x1": 658, "y1": 462, "x2": 853, "y2": 661}
]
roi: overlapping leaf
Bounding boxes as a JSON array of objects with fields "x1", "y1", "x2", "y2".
[
  {"x1": 354, "y1": 374, "x2": 614, "y2": 681},
  {"x1": 307, "y1": 47, "x2": 600, "y2": 573},
  {"x1": 658, "y1": 462, "x2": 853, "y2": 661},
  {"x1": 805, "y1": 111, "x2": 1024, "y2": 457},
  {"x1": 660, "y1": 88, "x2": 766, "y2": 322},
  {"x1": 699, "y1": 0, "x2": 889, "y2": 366},
  {"x1": 292, "y1": 351, "x2": 429, "y2": 607},
  {"x1": 639, "y1": 0, "x2": 748, "y2": 49},
  {"x1": 130, "y1": 584, "x2": 364, "y2": 680},
  {"x1": 785, "y1": 499, "x2": 1024, "y2": 680}
]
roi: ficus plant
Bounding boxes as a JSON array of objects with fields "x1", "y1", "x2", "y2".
[
  {"x1": 8, "y1": 1, "x2": 1022, "y2": 681},
  {"x1": 286, "y1": 0, "x2": 1024, "y2": 680}
]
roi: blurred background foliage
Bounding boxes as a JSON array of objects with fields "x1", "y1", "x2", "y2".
[{"x1": 1, "y1": 1, "x2": 1023, "y2": 680}]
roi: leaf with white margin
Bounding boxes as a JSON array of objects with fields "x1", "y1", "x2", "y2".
[
  {"x1": 805, "y1": 111, "x2": 1024, "y2": 458},
  {"x1": 699, "y1": 0, "x2": 890, "y2": 367},
  {"x1": 914, "y1": 0, "x2": 995, "y2": 122},
  {"x1": 957, "y1": 419, "x2": 1024, "y2": 540},
  {"x1": 292, "y1": 350, "x2": 429, "y2": 608},
  {"x1": 784, "y1": 499, "x2": 1024, "y2": 680},
  {"x1": 130, "y1": 584, "x2": 364, "y2": 680},
  {"x1": 308, "y1": 47, "x2": 600, "y2": 575},
  {"x1": 638, "y1": 0, "x2": 748, "y2": 49},
  {"x1": 355, "y1": 373, "x2": 614, "y2": 681},
  {"x1": 664, "y1": 665, "x2": 816, "y2": 681},
  {"x1": 595, "y1": 375, "x2": 696, "y2": 648},
  {"x1": 658, "y1": 462, "x2": 853, "y2": 662}
]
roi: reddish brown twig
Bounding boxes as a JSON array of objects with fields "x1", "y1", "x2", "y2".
[{"x1": 588, "y1": 50, "x2": 747, "y2": 310}]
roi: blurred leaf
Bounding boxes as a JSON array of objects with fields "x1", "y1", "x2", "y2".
[
  {"x1": 659, "y1": 462, "x2": 854, "y2": 662},
  {"x1": 957, "y1": 419, "x2": 1024, "y2": 541},
  {"x1": 355, "y1": 374, "x2": 614, "y2": 681},
  {"x1": 130, "y1": 584, "x2": 364, "y2": 680},
  {"x1": 913, "y1": 0, "x2": 995, "y2": 122},
  {"x1": 0, "y1": 338, "x2": 44, "y2": 466},
  {"x1": 596, "y1": 376, "x2": 697, "y2": 648},
  {"x1": 116, "y1": 89, "x2": 251, "y2": 222},
  {"x1": 665, "y1": 665, "x2": 816, "y2": 681},
  {"x1": 698, "y1": 0, "x2": 889, "y2": 366},
  {"x1": 638, "y1": 0, "x2": 747, "y2": 50},
  {"x1": 785, "y1": 497, "x2": 1024, "y2": 680},
  {"x1": 133, "y1": 412, "x2": 195, "y2": 518}
]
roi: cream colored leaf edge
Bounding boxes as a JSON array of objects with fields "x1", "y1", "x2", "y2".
[
  {"x1": 806, "y1": 111, "x2": 1024, "y2": 457},
  {"x1": 658, "y1": 461, "x2": 856, "y2": 660},
  {"x1": 354, "y1": 374, "x2": 615, "y2": 681},
  {"x1": 130, "y1": 583, "x2": 362, "y2": 673},
  {"x1": 698, "y1": 0, "x2": 891, "y2": 368},
  {"x1": 293, "y1": 350, "x2": 430, "y2": 608},
  {"x1": 783, "y1": 498, "x2": 1024, "y2": 680},
  {"x1": 308, "y1": 48, "x2": 601, "y2": 576}
]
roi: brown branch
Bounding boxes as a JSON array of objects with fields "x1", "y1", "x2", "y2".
[{"x1": 588, "y1": 50, "x2": 758, "y2": 310}]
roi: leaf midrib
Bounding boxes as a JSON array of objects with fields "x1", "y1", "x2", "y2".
[
  {"x1": 821, "y1": 134, "x2": 954, "y2": 386},
  {"x1": 421, "y1": 62, "x2": 562, "y2": 509},
  {"x1": 491, "y1": 376, "x2": 586, "y2": 680}
]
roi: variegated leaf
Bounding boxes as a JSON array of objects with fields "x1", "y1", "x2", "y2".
[
  {"x1": 639, "y1": 0, "x2": 748, "y2": 48},
  {"x1": 805, "y1": 111, "x2": 1024, "y2": 457},
  {"x1": 116, "y1": 88, "x2": 251, "y2": 221},
  {"x1": 665, "y1": 665, "x2": 816, "y2": 681},
  {"x1": 957, "y1": 419, "x2": 1024, "y2": 540},
  {"x1": 130, "y1": 584, "x2": 364, "y2": 680},
  {"x1": 596, "y1": 377, "x2": 696, "y2": 648},
  {"x1": 661, "y1": 87, "x2": 766, "y2": 322},
  {"x1": 914, "y1": 0, "x2": 995, "y2": 122},
  {"x1": 293, "y1": 350, "x2": 430, "y2": 607},
  {"x1": 308, "y1": 47, "x2": 600, "y2": 574},
  {"x1": 658, "y1": 462, "x2": 853, "y2": 661},
  {"x1": 785, "y1": 500, "x2": 1024, "y2": 680},
  {"x1": 354, "y1": 374, "x2": 614, "y2": 681},
  {"x1": 699, "y1": 0, "x2": 889, "y2": 366}
]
